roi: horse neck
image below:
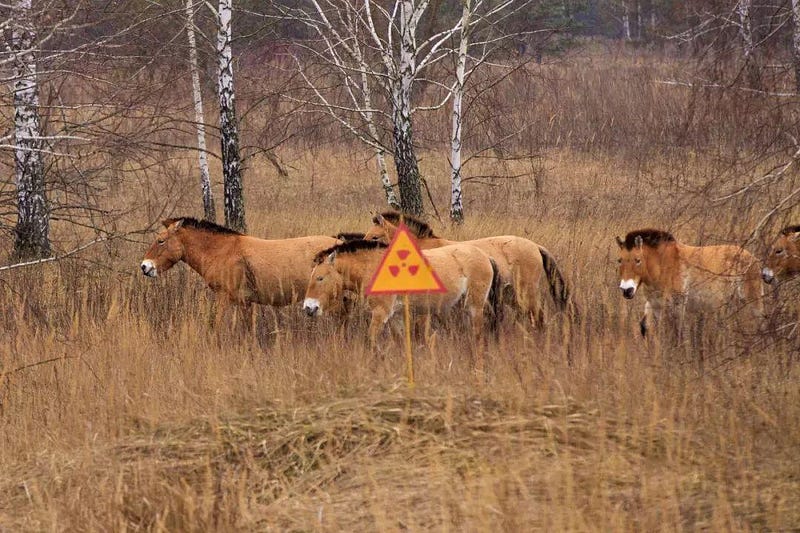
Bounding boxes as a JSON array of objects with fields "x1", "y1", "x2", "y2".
[
  {"x1": 335, "y1": 251, "x2": 381, "y2": 290},
  {"x1": 179, "y1": 228, "x2": 238, "y2": 280},
  {"x1": 416, "y1": 236, "x2": 450, "y2": 249},
  {"x1": 643, "y1": 242, "x2": 680, "y2": 290}
]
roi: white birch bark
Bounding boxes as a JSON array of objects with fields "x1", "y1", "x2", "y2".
[
  {"x1": 186, "y1": 0, "x2": 216, "y2": 222},
  {"x1": 392, "y1": 0, "x2": 425, "y2": 216},
  {"x1": 736, "y1": 0, "x2": 760, "y2": 88},
  {"x1": 791, "y1": 0, "x2": 800, "y2": 92},
  {"x1": 622, "y1": 2, "x2": 631, "y2": 41},
  {"x1": 353, "y1": 42, "x2": 400, "y2": 209},
  {"x1": 216, "y1": 0, "x2": 245, "y2": 231},
  {"x1": 449, "y1": 0, "x2": 471, "y2": 224},
  {"x1": 11, "y1": 0, "x2": 50, "y2": 259}
]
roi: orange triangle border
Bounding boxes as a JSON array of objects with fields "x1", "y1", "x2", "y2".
[{"x1": 364, "y1": 222, "x2": 448, "y2": 295}]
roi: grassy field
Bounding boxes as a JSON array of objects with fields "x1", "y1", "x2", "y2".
[{"x1": 1, "y1": 51, "x2": 800, "y2": 530}]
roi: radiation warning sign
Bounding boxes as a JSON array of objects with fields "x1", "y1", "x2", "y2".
[{"x1": 365, "y1": 222, "x2": 447, "y2": 295}]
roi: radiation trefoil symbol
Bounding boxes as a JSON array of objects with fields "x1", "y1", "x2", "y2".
[{"x1": 365, "y1": 223, "x2": 447, "y2": 295}]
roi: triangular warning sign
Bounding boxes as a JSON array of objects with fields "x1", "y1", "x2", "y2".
[{"x1": 365, "y1": 222, "x2": 447, "y2": 295}]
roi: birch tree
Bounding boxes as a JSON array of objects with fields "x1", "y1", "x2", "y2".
[
  {"x1": 186, "y1": 0, "x2": 216, "y2": 222},
  {"x1": 9, "y1": 0, "x2": 50, "y2": 260},
  {"x1": 280, "y1": 0, "x2": 461, "y2": 216},
  {"x1": 736, "y1": 0, "x2": 760, "y2": 89},
  {"x1": 280, "y1": 0, "x2": 532, "y2": 218},
  {"x1": 449, "y1": 0, "x2": 471, "y2": 224},
  {"x1": 216, "y1": 0, "x2": 245, "y2": 231}
]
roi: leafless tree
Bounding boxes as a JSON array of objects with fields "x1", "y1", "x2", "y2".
[
  {"x1": 215, "y1": 0, "x2": 245, "y2": 231},
  {"x1": 7, "y1": 0, "x2": 49, "y2": 260},
  {"x1": 186, "y1": 0, "x2": 216, "y2": 222}
]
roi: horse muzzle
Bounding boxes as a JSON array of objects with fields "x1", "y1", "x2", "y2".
[
  {"x1": 621, "y1": 287, "x2": 635, "y2": 299},
  {"x1": 761, "y1": 267, "x2": 775, "y2": 284},
  {"x1": 619, "y1": 279, "x2": 637, "y2": 299},
  {"x1": 140, "y1": 260, "x2": 157, "y2": 278},
  {"x1": 302, "y1": 298, "x2": 321, "y2": 317}
]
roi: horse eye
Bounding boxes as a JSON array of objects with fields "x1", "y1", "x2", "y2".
[
  {"x1": 635, "y1": 259, "x2": 641, "y2": 265},
  {"x1": 316, "y1": 276, "x2": 324, "y2": 282},
  {"x1": 371, "y1": 236, "x2": 379, "y2": 241},
  {"x1": 157, "y1": 239, "x2": 165, "y2": 246},
  {"x1": 617, "y1": 258, "x2": 622, "y2": 264},
  {"x1": 775, "y1": 248, "x2": 784, "y2": 255}
]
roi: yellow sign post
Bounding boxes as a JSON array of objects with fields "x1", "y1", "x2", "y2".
[{"x1": 365, "y1": 222, "x2": 446, "y2": 386}]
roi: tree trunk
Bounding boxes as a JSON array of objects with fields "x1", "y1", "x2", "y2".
[
  {"x1": 356, "y1": 47, "x2": 400, "y2": 209},
  {"x1": 217, "y1": 0, "x2": 245, "y2": 231},
  {"x1": 393, "y1": 0, "x2": 424, "y2": 217},
  {"x1": 792, "y1": 0, "x2": 800, "y2": 92},
  {"x1": 11, "y1": 0, "x2": 50, "y2": 260},
  {"x1": 622, "y1": 2, "x2": 631, "y2": 41},
  {"x1": 186, "y1": 0, "x2": 216, "y2": 222},
  {"x1": 737, "y1": 0, "x2": 761, "y2": 89},
  {"x1": 449, "y1": 0, "x2": 471, "y2": 224}
]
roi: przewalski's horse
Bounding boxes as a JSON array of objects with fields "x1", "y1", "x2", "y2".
[
  {"x1": 141, "y1": 218, "x2": 340, "y2": 320},
  {"x1": 362, "y1": 212, "x2": 574, "y2": 326},
  {"x1": 302, "y1": 240, "x2": 501, "y2": 348},
  {"x1": 616, "y1": 229, "x2": 763, "y2": 337},
  {"x1": 762, "y1": 225, "x2": 800, "y2": 284}
]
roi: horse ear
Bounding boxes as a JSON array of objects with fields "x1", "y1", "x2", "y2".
[
  {"x1": 615, "y1": 236, "x2": 624, "y2": 248},
  {"x1": 162, "y1": 218, "x2": 183, "y2": 230},
  {"x1": 327, "y1": 251, "x2": 337, "y2": 263},
  {"x1": 791, "y1": 231, "x2": 800, "y2": 241},
  {"x1": 634, "y1": 235, "x2": 643, "y2": 249},
  {"x1": 373, "y1": 214, "x2": 385, "y2": 226}
]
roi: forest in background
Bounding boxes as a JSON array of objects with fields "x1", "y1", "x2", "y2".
[{"x1": 3, "y1": 0, "x2": 800, "y2": 258}]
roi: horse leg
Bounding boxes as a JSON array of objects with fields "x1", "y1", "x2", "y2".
[
  {"x1": 641, "y1": 299, "x2": 662, "y2": 337},
  {"x1": 368, "y1": 301, "x2": 393, "y2": 352},
  {"x1": 214, "y1": 296, "x2": 231, "y2": 331},
  {"x1": 467, "y1": 289, "x2": 488, "y2": 378}
]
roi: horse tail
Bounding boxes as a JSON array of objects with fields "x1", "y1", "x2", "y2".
[
  {"x1": 538, "y1": 246, "x2": 574, "y2": 316},
  {"x1": 487, "y1": 258, "x2": 503, "y2": 334}
]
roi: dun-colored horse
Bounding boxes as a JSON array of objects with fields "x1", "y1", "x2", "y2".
[
  {"x1": 762, "y1": 225, "x2": 800, "y2": 284},
  {"x1": 616, "y1": 229, "x2": 763, "y2": 336},
  {"x1": 362, "y1": 212, "x2": 573, "y2": 326},
  {"x1": 141, "y1": 218, "x2": 340, "y2": 320},
  {"x1": 302, "y1": 240, "x2": 501, "y2": 348}
]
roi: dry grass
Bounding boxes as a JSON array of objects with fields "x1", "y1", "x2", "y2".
[{"x1": 1, "y1": 49, "x2": 800, "y2": 531}]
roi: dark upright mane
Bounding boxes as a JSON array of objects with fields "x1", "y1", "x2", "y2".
[
  {"x1": 376, "y1": 211, "x2": 437, "y2": 238},
  {"x1": 333, "y1": 232, "x2": 366, "y2": 242},
  {"x1": 314, "y1": 239, "x2": 388, "y2": 264},
  {"x1": 780, "y1": 225, "x2": 800, "y2": 235},
  {"x1": 169, "y1": 217, "x2": 242, "y2": 236},
  {"x1": 621, "y1": 229, "x2": 675, "y2": 250}
]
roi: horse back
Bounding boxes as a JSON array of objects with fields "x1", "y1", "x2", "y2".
[
  {"x1": 423, "y1": 244, "x2": 494, "y2": 292},
  {"x1": 462, "y1": 235, "x2": 543, "y2": 281},
  {"x1": 678, "y1": 244, "x2": 761, "y2": 302},
  {"x1": 237, "y1": 235, "x2": 340, "y2": 305}
]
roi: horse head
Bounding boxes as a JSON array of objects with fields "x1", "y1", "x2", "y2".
[
  {"x1": 302, "y1": 251, "x2": 346, "y2": 317},
  {"x1": 141, "y1": 219, "x2": 186, "y2": 277},
  {"x1": 362, "y1": 213, "x2": 395, "y2": 244},
  {"x1": 763, "y1": 226, "x2": 800, "y2": 283},
  {"x1": 616, "y1": 234, "x2": 647, "y2": 299}
]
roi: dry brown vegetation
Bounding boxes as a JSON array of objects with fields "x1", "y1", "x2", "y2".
[{"x1": 1, "y1": 48, "x2": 799, "y2": 531}]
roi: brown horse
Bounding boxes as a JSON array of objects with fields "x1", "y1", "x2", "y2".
[
  {"x1": 616, "y1": 229, "x2": 763, "y2": 336},
  {"x1": 141, "y1": 217, "x2": 340, "y2": 320},
  {"x1": 362, "y1": 212, "x2": 573, "y2": 326},
  {"x1": 762, "y1": 225, "x2": 800, "y2": 284},
  {"x1": 302, "y1": 240, "x2": 501, "y2": 348}
]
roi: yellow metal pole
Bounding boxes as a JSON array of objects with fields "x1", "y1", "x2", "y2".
[{"x1": 403, "y1": 293, "x2": 414, "y2": 388}]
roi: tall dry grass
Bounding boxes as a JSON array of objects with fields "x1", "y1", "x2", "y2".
[
  {"x1": 0, "y1": 144, "x2": 798, "y2": 531},
  {"x1": 1, "y1": 47, "x2": 799, "y2": 530}
]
